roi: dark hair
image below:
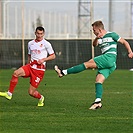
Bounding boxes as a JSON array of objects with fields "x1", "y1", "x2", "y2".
[
  {"x1": 92, "y1": 20, "x2": 104, "y2": 29},
  {"x1": 35, "y1": 26, "x2": 45, "y2": 32}
]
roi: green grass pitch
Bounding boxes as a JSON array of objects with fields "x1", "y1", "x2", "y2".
[{"x1": 0, "y1": 69, "x2": 133, "y2": 133}]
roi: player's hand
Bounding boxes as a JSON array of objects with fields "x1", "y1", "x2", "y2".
[
  {"x1": 128, "y1": 52, "x2": 133, "y2": 58},
  {"x1": 37, "y1": 59, "x2": 45, "y2": 64}
]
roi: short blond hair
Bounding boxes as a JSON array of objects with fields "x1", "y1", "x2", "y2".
[{"x1": 92, "y1": 20, "x2": 104, "y2": 29}]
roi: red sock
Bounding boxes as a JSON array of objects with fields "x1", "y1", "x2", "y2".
[
  {"x1": 33, "y1": 91, "x2": 41, "y2": 99},
  {"x1": 8, "y1": 75, "x2": 18, "y2": 93}
]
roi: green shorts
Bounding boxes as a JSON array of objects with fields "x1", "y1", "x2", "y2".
[{"x1": 94, "y1": 53, "x2": 117, "y2": 79}]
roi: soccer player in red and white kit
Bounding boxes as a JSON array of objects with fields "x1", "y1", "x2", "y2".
[{"x1": 0, "y1": 26, "x2": 56, "y2": 106}]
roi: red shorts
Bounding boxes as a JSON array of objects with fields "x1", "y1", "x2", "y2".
[{"x1": 21, "y1": 64, "x2": 45, "y2": 88}]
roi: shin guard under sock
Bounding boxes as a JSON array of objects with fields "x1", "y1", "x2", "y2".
[
  {"x1": 67, "y1": 63, "x2": 86, "y2": 74},
  {"x1": 32, "y1": 91, "x2": 41, "y2": 99},
  {"x1": 95, "y1": 83, "x2": 103, "y2": 99},
  {"x1": 8, "y1": 75, "x2": 18, "y2": 93}
]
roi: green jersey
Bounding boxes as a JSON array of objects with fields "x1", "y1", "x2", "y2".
[{"x1": 98, "y1": 32, "x2": 121, "y2": 55}]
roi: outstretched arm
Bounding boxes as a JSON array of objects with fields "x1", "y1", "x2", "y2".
[
  {"x1": 118, "y1": 38, "x2": 133, "y2": 58},
  {"x1": 37, "y1": 54, "x2": 56, "y2": 64}
]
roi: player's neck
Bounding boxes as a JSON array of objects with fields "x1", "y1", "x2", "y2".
[
  {"x1": 35, "y1": 38, "x2": 43, "y2": 42},
  {"x1": 101, "y1": 30, "x2": 107, "y2": 38}
]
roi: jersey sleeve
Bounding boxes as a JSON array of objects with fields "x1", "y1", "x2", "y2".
[
  {"x1": 111, "y1": 32, "x2": 121, "y2": 42},
  {"x1": 45, "y1": 41, "x2": 54, "y2": 55}
]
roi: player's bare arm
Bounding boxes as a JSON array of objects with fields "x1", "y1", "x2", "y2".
[
  {"x1": 37, "y1": 54, "x2": 56, "y2": 64},
  {"x1": 118, "y1": 38, "x2": 133, "y2": 58}
]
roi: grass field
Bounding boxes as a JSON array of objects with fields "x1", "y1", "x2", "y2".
[{"x1": 0, "y1": 69, "x2": 133, "y2": 133}]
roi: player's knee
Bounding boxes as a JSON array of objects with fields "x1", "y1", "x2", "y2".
[
  {"x1": 84, "y1": 60, "x2": 97, "y2": 69},
  {"x1": 13, "y1": 70, "x2": 19, "y2": 77},
  {"x1": 95, "y1": 76, "x2": 105, "y2": 83},
  {"x1": 95, "y1": 78, "x2": 105, "y2": 83}
]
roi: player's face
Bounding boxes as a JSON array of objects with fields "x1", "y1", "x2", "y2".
[
  {"x1": 35, "y1": 30, "x2": 45, "y2": 41},
  {"x1": 92, "y1": 26, "x2": 102, "y2": 38}
]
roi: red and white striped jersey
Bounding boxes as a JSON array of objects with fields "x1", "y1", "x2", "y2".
[{"x1": 28, "y1": 39, "x2": 54, "y2": 66}]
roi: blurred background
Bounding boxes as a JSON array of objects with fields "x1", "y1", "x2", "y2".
[
  {"x1": 0, "y1": 0, "x2": 133, "y2": 69},
  {"x1": 0, "y1": 0, "x2": 133, "y2": 39}
]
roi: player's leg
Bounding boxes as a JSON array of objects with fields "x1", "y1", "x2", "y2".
[
  {"x1": 55, "y1": 59, "x2": 97, "y2": 77},
  {"x1": 8, "y1": 67, "x2": 26, "y2": 93},
  {"x1": 29, "y1": 69, "x2": 45, "y2": 106},
  {"x1": 0, "y1": 67, "x2": 26, "y2": 100},
  {"x1": 89, "y1": 55, "x2": 116, "y2": 110},
  {"x1": 89, "y1": 65, "x2": 116, "y2": 110},
  {"x1": 89, "y1": 73, "x2": 105, "y2": 110},
  {"x1": 28, "y1": 85, "x2": 44, "y2": 107}
]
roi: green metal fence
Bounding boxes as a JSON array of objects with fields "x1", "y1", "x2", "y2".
[{"x1": 0, "y1": 39, "x2": 133, "y2": 69}]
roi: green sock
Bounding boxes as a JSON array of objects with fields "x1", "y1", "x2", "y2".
[
  {"x1": 95, "y1": 83, "x2": 103, "y2": 99},
  {"x1": 67, "y1": 63, "x2": 86, "y2": 74}
]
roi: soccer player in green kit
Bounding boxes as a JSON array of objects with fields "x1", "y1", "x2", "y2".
[{"x1": 55, "y1": 20, "x2": 133, "y2": 110}]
